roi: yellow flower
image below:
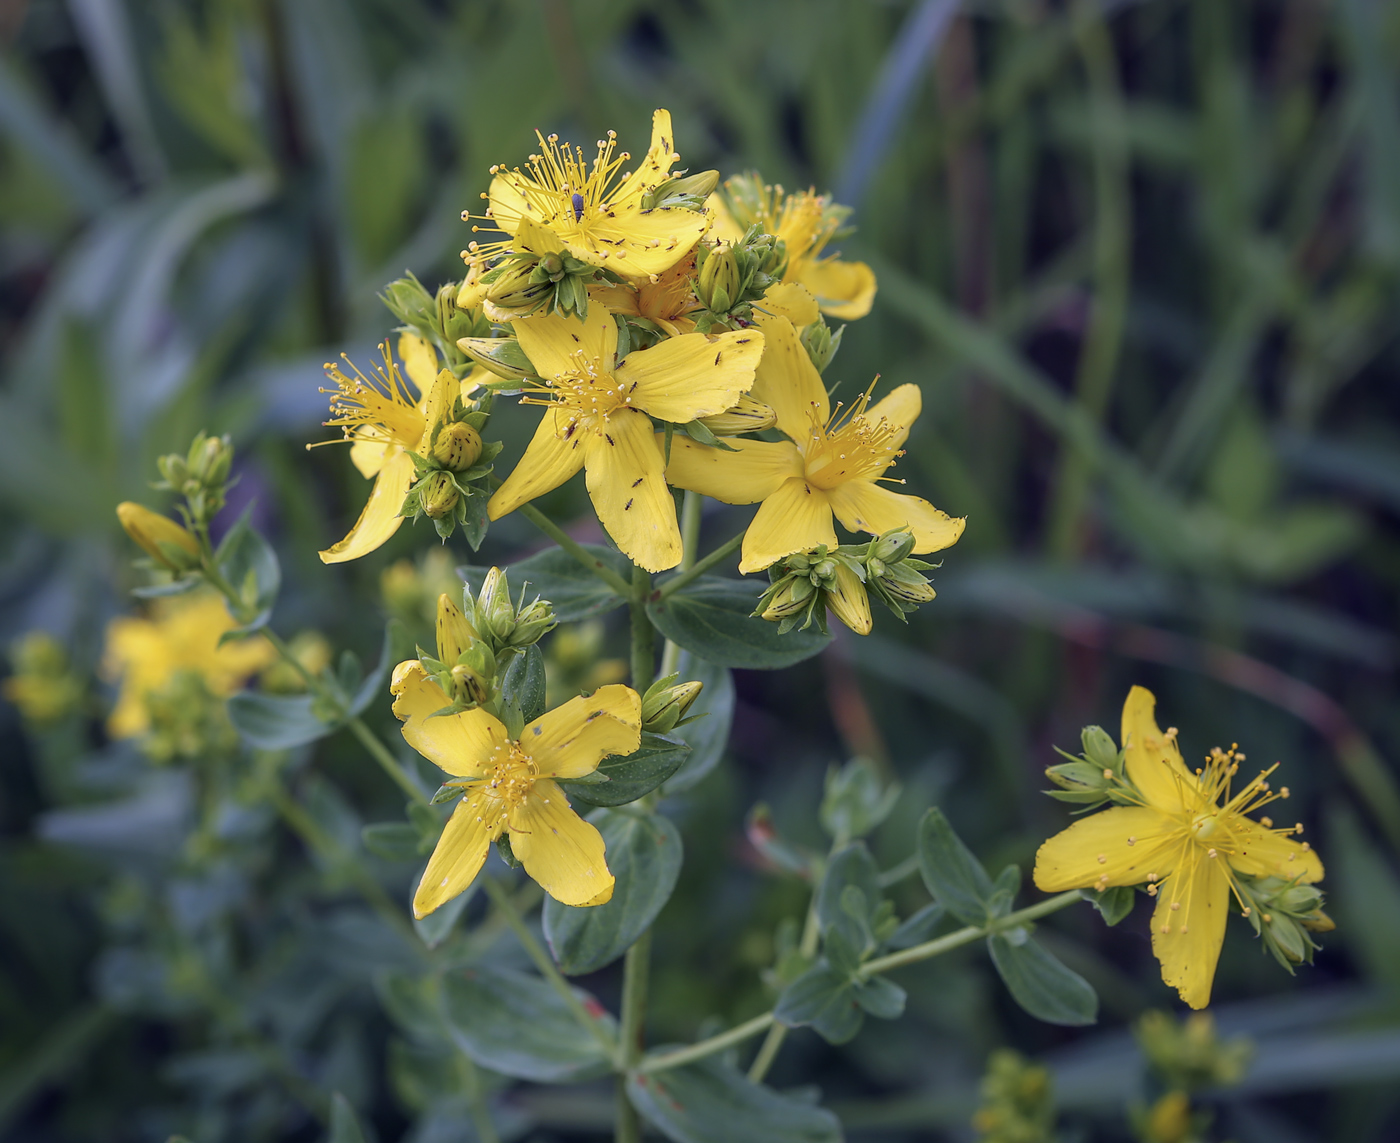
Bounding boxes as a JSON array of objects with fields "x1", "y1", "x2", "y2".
[
  {"x1": 1034, "y1": 686, "x2": 1325, "y2": 1009},
  {"x1": 3, "y1": 632, "x2": 84, "y2": 725},
  {"x1": 474, "y1": 109, "x2": 710, "y2": 280},
  {"x1": 664, "y1": 312, "x2": 964, "y2": 573},
  {"x1": 103, "y1": 590, "x2": 275, "y2": 739},
  {"x1": 710, "y1": 175, "x2": 876, "y2": 320},
  {"x1": 587, "y1": 251, "x2": 702, "y2": 336},
  {"x1": 485, "y1": 303, "x2": 765, "y2": 572},
  {"x1": 390, "y1": 662, "x2": 641, "y2": 914},
  {"x1": 314, "y1": 334, "x2": 482, "y2": 564}
]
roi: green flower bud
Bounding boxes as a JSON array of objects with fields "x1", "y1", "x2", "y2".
[
  {"x1": 696, "y1": 393, "x2": 777, "y2": 435},
  {"x1": 116, "y1": 502, "x2": 202, "y2": 572},
  {"x1": 1081, "y1": 725, "x2": 1122, "y2": 774},
  {"x1": 421, "y1": 472, "x2": 460, "y2": 519},
  {"x1": 759, "y1": 576, "x2": 814, "y2": 621},
  {"x1": 870, "y1": 527, "x2": 916, "y2": 565},
  {"x1": 537, "y1": 252, "x2": 566, "y2": 280},
  {"x1": 801, "y1": 319, "x2": 841, "y2": 374},
  {"x1": 872, "y1": 561, "x2": 936, "y2": 605},
  {"x1": 508, "y1": 597, "x2": 558, "y2": 648},
  {"x1": 825, "y1": 561, "x2": 872, "y2": 635},
  {"x1": 430, "y1": 421, "x2": 483, "y2": 471},
  {"x1": 188, "y1": 433, "x2": 234, "y2": 488},
  {"x1": 697, "y1": 246, "x2": 741, "y2": 314},
  {"x1": 641, "y1": 169, "x2": 720, "y2": 210},
  {"x1": 436, "y1": 593, "x2": 480, "y2": 664},
  {"x1": 641, "y1": 676, "x2": 703, "y2": 734},
  {"x1": 483, "y1": 256, "x2": 551, "y2": 312},
  {"x1": 449, "y1": 653, "x2": 493, "y2": 707},
  {"x1": 474, "y1": 567, "x2": 516, "y2": 643}
]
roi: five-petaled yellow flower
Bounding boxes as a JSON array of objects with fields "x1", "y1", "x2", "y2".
[
  {"x1": 484, "y1": 303, "x2": 764, "y2": 572},
  {"x1": 476, "y1": 109, "x2": 710, "y2": 280},
  {"x1": 315, "y1": 335, "x2": 480, "y2": 564},
  {"x1": 710, "y1": 175, "x2": 876, "y2": 320},
  {"x1": 664, "y1": 311, "x2": 964, "y2": 573},
  {"x1": 1034, "y1": 686, "x2": 1325, "y2": 1009},
  {"x1": 390, "y1": 661, "x2": 642, "y2": 915},
  {"x1": 103, "y1": 591, "x2": 275, "y2": 739}
]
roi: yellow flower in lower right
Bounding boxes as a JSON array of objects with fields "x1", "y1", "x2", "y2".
[{"x1": 1033, "y1": 686, "x2": 1324, "y2": 1009}]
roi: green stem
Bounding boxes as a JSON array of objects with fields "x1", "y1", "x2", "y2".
[
  {"x1": 629, "y1": 563, "x2": 655, "y2": 694},
  {"x1": 480, "y1": 876, "x2": 617, "y2": 1059},
  {"x1": 637, "y1": 1012, "x2": 776, "y2": 1075},
  {"x1": 346, "y1": 713, "x2": 428, "y2": 806},
  {"x1": 859, "y1": 890, "x2": 1083, "y2": 978},
  {"x1": 614, "y1": 929, "x2": 652, "y2": 1142},
  {"x1": 877, "y1": 854, "x2": 922, "y2": 888},
  {"x1": 455, "y1": 1051, "x2": 501, "y2": 1143},
  {"x1": 648, "y1": 892, "x2": 1085, "y2": 1078},
  {"x1": 517, "y1": 500, "x2": 634, "y2": 598},
  {"x1": 657, "y1": 530, "x2": 744, "y2": 598}
]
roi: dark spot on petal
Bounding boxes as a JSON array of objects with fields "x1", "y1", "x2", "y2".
[
  {"x1": 625, "y1": 498, "x2": 633, "y2": 510},
  {"x1": 631, "y1": 477, "x2": 644, "y2": 487}
]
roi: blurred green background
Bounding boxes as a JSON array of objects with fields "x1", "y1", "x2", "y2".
[{"x1": 4, "y1": 0, "x2": 1400, "y2": 1140}]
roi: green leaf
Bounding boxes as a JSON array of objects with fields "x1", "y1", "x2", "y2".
[
  {"x1": 662, "y1": 651, "x2": 734, "y2": 793},
  {"x1": 886, "y1": 903, "x2": 945, "y2": 949},
  {"x1": 916, "y1": 807, "x2": 995, "y2": 926},
  {"x1": 349, "y1": 621, "x2": 407, "y2": 717},
  {"x1": 461, "y1": 544, "x2": 630, "y2": 622},
  {"x1": 646, "y1": 576, "x2": 830, "y2": 669},
  {"x1": 626, "y1": 1055, "x2": 842, "y2": 1143},
  {"x1": 328, "y1": 1093, "x2": 369, "y2": 1143},
  {"x1": 361, "y1": 822, "x2": 421, "y2": 862},
  {"x1": 774, "y1": 962, "x2": 864, "y2": 1044},
  {"x1": 1081, "y1": 885, "x2": 1136, "y2": 927},
  {"x1": 413, "y1": 880, "x2": 476, "y2": 950},
  {"x1": 987, "y1": 932, "x2": 1098, "y2": 1026},
  {"x1": 558, "y1": 733, "x2": 689, "y2": 808},
  {"x1": 375, "y1": 971, "x2": 448, "y2": 1046},
  {"x1": 544, "y1": 809, "x2": 683, "y2": 974},
  {"x1": 853, "y1": 974, "x2": 906, "y2": 1020},
  {"x1": 816, "y1": 844, "x2": 882, "y2": 935},
  {"x1": 214, "y1": 510, "x2": 281, "y2": 637},
  {"x1": 441, "y1": 965, "x2": 614, "y2": 1082},
  {"x1": 499, "y1": 645, "x2": 546, "y2": 724},
  {"x1": 227, "y1": 692, "x2": 334, "y2": 750}
]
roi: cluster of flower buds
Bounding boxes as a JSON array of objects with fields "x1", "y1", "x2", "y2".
[
  {"x1": 1044, "y1": 724, "x2": 1140, "y2": 810},
  {"x1": 971, "y1": 1049, "x2": 1057, "y2": 1143},
  {"x1": 476, "y1": 248, "x2": 621, "y2": 323},
  {"x1": 416, "y1": 568, "x2": 558, "y2": 715},
  {"x1": 755, "y1": 528, "x2": 940, "y2": 636},
  {"x1": 399, "y1": 387, "x2": 501, "y2": 541},
  {"x1": 381, "y1": 273, "x2": 489, "y2": 375},
  {"x1": 639, "y1": 672, "x2": 703, "y2": 734},
  {"x1": 691, "y1": 223, "x2": 788, "y2": 331},
  {"x1": 800, "y1": 316, "x2": 843, "y2": 374},
  {"x1": 2, "y1": 632, "x2": 85, "y2": 727},
  {"x1": 154, "y1": 432, "x2": 234, "y2": 530},
  {"x1": 1134, "y1": 1010, "x2": 1252, "y2": 1093},
  {"x1": 1235, "y1": 873, "x2": 1333, "y2": 970}
]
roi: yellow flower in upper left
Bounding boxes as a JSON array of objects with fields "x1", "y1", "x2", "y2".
[
  {"x1": 315, "y1": 334, "x2": 483, "y2": 564},
  {"x1": 103, "y1": 590, "x2": 274, "y2": 739},
  {"x1": 391, "y1": 661, "x2": 641, "y2": 915}
]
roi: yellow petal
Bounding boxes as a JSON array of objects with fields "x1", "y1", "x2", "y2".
[
  {"x1": 739, "y1": 476, "x2": 837, "y2": 574},
  {"x1": 397, "y1": 332, "x2": 438, "y2": 395},
  {"x1": 461, "y1": 366, "x2": 489, "y2": 400},
  {"x1": 514, "y1": 213, "x2": 566, "y2": 254},
  {"x1": 865, "y1": 383, "x2": 921, "y2": 456},
  {"x1": 1121, "y1": 686, "x2": 1196, "y2": 814},
  {"x1": 349, "y1": 433, "x2": 393, "y2": 479},
  {"x1": 523, "y1": 684, "x2": 642, "y2": 778},
  {"x1": 1152, "y1": 848, "x2": 1230, "y2": 1009},
  {"x1": 514, "y1": 306, "x2": 617, "y2": 380},
  {"x1": 611, "y1": 109, "x2": 679, "y2": 206},
  {"x1": 487, "y1": 407, "x2": 588, "y2": 520},
  {"x1": 390, "y1": 660, "x2": 508, "y2": 777},
  {"x1": 751, "y1": 311, "x2": 829, "y2": 442},
  {"x1": 796, "y1": 257, "x2": 877, "y2": 321},
  {"x1": 706, "y1": 192, "x2": 745, "y2": 244},
  {"x1": 1227, "y1": 822, "x2": 1324, "y2": 884},
  {"x1": 614, "y1": 329, "x2": 764, "y2": 422},
  {"x1": 413, "y1": 791, "x2": 499, "y2": 919},
  {"x1": 416, "y1": 369, "x2": 461, "y2": 451},
  {"x1": 509, "y1": 779, "x2": 614, "y2": 907},
  {"x1": 487, "y1": 172, "x2": 531, "y2": 235},
  {"x1": 663, "y1": 435, "x2": 803, "y2": 505},
  {"x1": 827, "y1": 480, "x2": 966, "y2": 553},
  {"x1": 568, "y1": 205, "x2": 711, "y2": 279},
  {"x1": 318, "y1": 449, "x2": 415, "y2": 564},
  {"x1": 1033, "y1": 806, "x2": 1180, "y2": 891},
  {"x1": 583, "y1": 408, "x2": 681, "y2": 572},
  {"x1": 588, "y1": 282, "x2": 641, "y2": 316},
  {"x1": 760, "y1": 281, "x2": 820, "y2": 327}
]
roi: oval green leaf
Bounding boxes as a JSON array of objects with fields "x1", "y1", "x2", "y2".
[
  {"x1": 646, "y1": 576, "x2": 830, "y2": 669},
  {"x1": 987, "y1": 932, "x2": 1098, "y2": 1026},
  {"x1": 228, "y1": 692, "x2": 335, "y2": 750},
  {"x1": 460, "y1": 543, "x2": 630, "y2": 622},
  {"x1": 916, "y1": 807, "x2": 995, "y2": 927},
  {"x1": 662, "y1": 651, "x2": 734, "y2": 794},
  {"x1": 544, "y1": 809, "x2": 683, "y2": 975},
  {"x1": 558, "y1": 732, "x2": 689, "y2": 808}
]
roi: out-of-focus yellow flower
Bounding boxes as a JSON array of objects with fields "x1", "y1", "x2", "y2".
[
  {"x1": 474, "y1": 109, "x2": 711, "y2": 280},
  {"x1": 259, "y1": 631, "x2": 333, "y2": 694},
  {"x1": 3, "y1": 632, "x2": 85, "y2": 726},
  {"x1": 314, "y1": 335, "x2": 482, "y2": 564},
  {"x1": 1034, "y1": 686, "x2": 1325, "y2": 1009},
  {"x1": 665, "y1": 312, "x2": 963, "y2": 573},
  {"x1": 103, "y1": 591, "x2": 275, "y2": 739},
  {"x1": 486, "y1": 304, "x2": 764, "y2": 572},
  {"x1": 710, "y1": 174, "x2": 876, "y2": 320},
  {"x1": 390, "y1": 662, "x2": 640, "y2": 914}
]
